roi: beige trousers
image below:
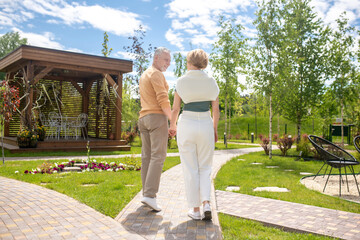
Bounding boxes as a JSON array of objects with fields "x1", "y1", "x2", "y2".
[{"x1": 138, "y1": 113, "x2": 168, "y2": 198}]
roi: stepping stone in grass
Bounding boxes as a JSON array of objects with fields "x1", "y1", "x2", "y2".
[
  {"x1": 253, "y1": 187, "x2": 290, "y2": 192},
  {"x1": 237, "y1": 159, "x2": 246, "y2": 161},
  {"x1": 251, "y1": 162, "x2": 263, "y2": 165},
  {"x1": 266, "y1": 166, "x2": 279, "y2": 168},
  {"x1": 74, "y1": 163, "x2": 87, "y2": 167},
  {"x1": 81, "y1": 183, "x2": 97, "y2": 187},
  {"x1": 284, "y1": 169, "x2": 294, "y2": 172},
  {"x1": 226, "y1": 186, "x2": 240, "y2": 192},
  {"x1": 300, "y1": 172, "x2": 313, "y2": 175},
  {"x1": 63, "y1": 166, "x2": 82, "y2": 172}
]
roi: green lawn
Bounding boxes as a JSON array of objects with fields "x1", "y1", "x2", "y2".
[
  {"x1": 219, "y1": 213, "x2": 335, "y2": 240},
  {"x1": 215, "y1": 150, "x2": 360, "y2": 214},
  {"x1": 218, "y1": 115, "x2": 325, "y2": 140},
  {"x1": 1, "y1": 143, "x2": 358, "y2": 239},
  {"x1": 0, "y1": 156, "x2": 180, "y2": 218}
]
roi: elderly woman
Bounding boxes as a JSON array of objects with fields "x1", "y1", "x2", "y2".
[{"x1": 169, "y1": 49, "x2": 220, "y2": 221}]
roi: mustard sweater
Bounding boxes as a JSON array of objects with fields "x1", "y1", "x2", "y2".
[{"x1": 139, "y1": 66, "x2": 171, "y2": 118}]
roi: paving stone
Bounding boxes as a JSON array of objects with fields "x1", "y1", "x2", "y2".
[
  {"x1": 216, "y1": 190, "x2": 360, "y2": 240},
  {"x1": 0, "y1": 176, "x2": 145, "y2": 240}
]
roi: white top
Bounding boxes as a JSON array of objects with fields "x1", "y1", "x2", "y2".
[{"x1": 176, "y1": 70, "x2": 219, "y2": 104}]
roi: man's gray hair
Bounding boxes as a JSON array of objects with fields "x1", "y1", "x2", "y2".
[{"x1": 154, "y1": 47, "x2": 170, "y2": 56}]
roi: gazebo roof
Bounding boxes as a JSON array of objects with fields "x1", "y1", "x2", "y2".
[{"x1": 0, "y1": 45, "x2": 132, "y2": 81}]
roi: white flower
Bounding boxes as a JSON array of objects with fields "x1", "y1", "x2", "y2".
[
  {"x1": 15, "y1": 171, "x2": 19, "y2": 174},
  {"x1": 55, "y1": 163, "x2": 58, "y2": 167},
  {"x1": 110, "y1": 162, "x2": 115, "y2": 165},
  {"x1": 37, "y1": 168, "x2": 41, "y2": 171},
  {"x1": 99, "y1": 169, "x2": 102, "y2": 172},
  {"x1": 82, "y1": 170, "x2": 86, "y2": 172},
  {"x1": 53, "y1": 170, "x2": 57, "y2": 173},
  {"x1": 107, "y1": 169, "x2": 112, "y2": 172},
  {"x1": 86, "y1": 168, "x2": 90, "y2": 171},
  {"x1": 93, "y1": 160, "x2": 96, "y2": 162}
]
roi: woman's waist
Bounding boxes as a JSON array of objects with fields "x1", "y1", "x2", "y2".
[{"x1": 180, "y1": 110, "x2": 211, "y2": 119}]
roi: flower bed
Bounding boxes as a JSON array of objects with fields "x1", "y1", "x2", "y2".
[{"x1": 22, "y1": 157, "x2": 141, "y2": 174}]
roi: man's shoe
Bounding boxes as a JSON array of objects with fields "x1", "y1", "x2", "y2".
[
  {"x1": 188, "y1": 209, "x2": 201, "y2": 221},
  {"x1": 141, "y1": 197, "x2": 161, "y2": 212},
  {"x1": 203, "y1": 203, "x2": 212, "y2": 220}
]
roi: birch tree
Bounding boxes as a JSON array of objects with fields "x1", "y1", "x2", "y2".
[
  {"x1": 210, "y1": 16, "x2": 248, "y2": 148},
  {"x1": 251, "y1": 0, "x2": 282, "y2": 159},
  {"x1": 328, "y1": 13, "x2": 357, "y2": 145},
  {"x1": 278, "y1": 0, "x2": 329, "y2": 144}
]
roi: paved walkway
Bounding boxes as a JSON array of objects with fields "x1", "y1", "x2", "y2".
[
  {"x1": 1, "y1": 147, "x2": 360, "y2": 240},
  {"x1": 216, "y1": 191, "x2": 360, "y2": 240}
]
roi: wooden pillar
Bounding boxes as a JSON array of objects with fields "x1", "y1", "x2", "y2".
[
  {"x1": 4, "y1": 73, "x2": 11, "y2": 136},
  {"x1": 25, "y1": 61, "x2": 34, "y2": 129},
  {"x1": 83, "y1": 80, "x2": 90, "y2": 137},
  {"x1": 4, "y1": 121, "x2": 9, "y2": 137},
  {"x1": 95, "y1": 79, "x2": 100, "y2": 138},
  {"x1": 115, "y1": 73, "x2": 123, "y2": 140}
]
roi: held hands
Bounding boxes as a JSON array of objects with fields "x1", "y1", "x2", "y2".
[{"x1": 169, "y1": 124, "x2": 177, "y2": 137}]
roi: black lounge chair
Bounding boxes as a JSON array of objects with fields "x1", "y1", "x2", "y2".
[
  {"x1": 353, "y1": 135, "x2": 360, "y2": 155},
  {"x1": 308, "y1": 135, "x2": 360, "y2": 196}
]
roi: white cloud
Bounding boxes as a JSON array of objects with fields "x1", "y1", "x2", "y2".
[
  {"x1": 165, "y1": 0, "x2": 254, "y2": 49},
  {"x1": 1, "y1": 0, "x2": 146, "y2": 36},
  {"x1": 165, "y1": 29, "x2": 184, "y2": 49},
  {"x1": 114, "y1": 51, "x2": 136, "y2": 60},
  {"x1": 12, "y1": 27, "x2": 64, "y2": 50},
  {"x1": 311, "y1": 0, "x2": 360, "y2": 27}
]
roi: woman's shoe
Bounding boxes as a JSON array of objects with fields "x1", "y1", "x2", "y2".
[
  {"x1": 188, "y1": 209, "x2": 201, "y2": 220},
  {"x1": 203, "y1": 203, "x2": 212, "y2": 220}
]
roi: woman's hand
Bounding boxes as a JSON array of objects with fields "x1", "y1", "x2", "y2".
[
  {"x1": 169, "y1": 124, "x2": 177, "y2": 137},
  {"x1": 214, "y1": 129, "x2": 218, "y2": 143}
]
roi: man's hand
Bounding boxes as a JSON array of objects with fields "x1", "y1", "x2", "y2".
[{"x1": 169, "y1": 125, "x2": 177, "y2": 137}]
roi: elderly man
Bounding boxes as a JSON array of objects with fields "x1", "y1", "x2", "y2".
[{"x1": 138, "y1": 47, "x2": 171, "y2": 211}]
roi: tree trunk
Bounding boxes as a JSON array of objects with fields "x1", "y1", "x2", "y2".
[
  {"x1": 255, "y1": 96, "x2": 257, "y2": 139},
  {"x1": 277, "y1": 112, "x2": 280, "y2": 136},
  {"x1": 228, "y1": 100, "x2": 231, "y2": 139},
  {"x1": 269, "y1": 92, "x2": 272, "y2": 159},
  {"x1": 312, "y1": 118, "x2": 314, "y2": 134},
  {"x1": 1, "y1": 119, "x2": 4, "y2": 164},
  {"x1": 225, "y1": 89, "x2": 228, "y2": 148},
  {"x1": 296, "y1": 113, "x2": 301, "y2": 151},
  {"x1": 341, "y1": 99, "x2": 344, "y2": 146}
]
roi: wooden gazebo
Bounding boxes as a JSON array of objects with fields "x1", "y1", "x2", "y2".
[{"x1": 0, "y1": 45, "x2": 132, "y2": 152}]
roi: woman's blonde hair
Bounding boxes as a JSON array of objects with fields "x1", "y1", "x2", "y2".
[{"x1": 187, "y1": 49, "x2": 208, "y2": 69}]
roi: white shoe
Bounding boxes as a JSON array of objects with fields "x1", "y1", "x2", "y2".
[
  {"x1": 141, "y1": 197, "x2": 161, "y2": 212},
  {"x1": 203, "y1": 203, "x2": 212, "y2": 220},
  {"x1": 188, "y1": 209, "x2": 201, "y2": 221}
]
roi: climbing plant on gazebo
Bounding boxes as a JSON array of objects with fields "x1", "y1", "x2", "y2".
[{"x1": 0, "y1": 78, "x2": 20, "y2": 163}]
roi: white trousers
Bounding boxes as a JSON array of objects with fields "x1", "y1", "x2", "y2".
[{"x1": 177, "y1": 111, "x2": 214, "y2": 208}]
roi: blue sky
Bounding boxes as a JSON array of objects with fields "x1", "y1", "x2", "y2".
[{"x1": 0, "y1": 0, "x2": 360, "y2": 87}]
